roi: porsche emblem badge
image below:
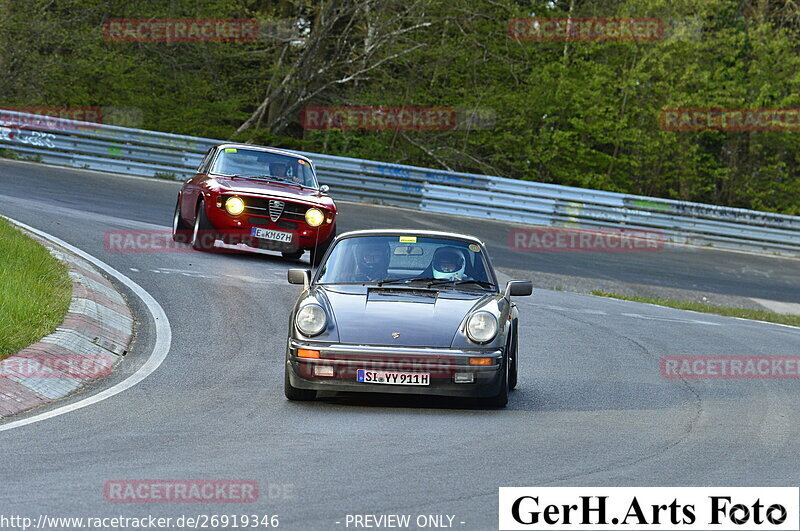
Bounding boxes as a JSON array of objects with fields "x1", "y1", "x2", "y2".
[{"x1": 391, "y1": 332, "x2": 401, "y2": 339}]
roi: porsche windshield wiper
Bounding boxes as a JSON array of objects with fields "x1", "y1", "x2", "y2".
[
  {"x1": 376, "y1": 277, "x2": 495, "y2": 290},
  {"x1": 377, "y1": 276, "x2": 439, "y2": 286},
  {"x1": 426, "y1": 279, "x2": 496, "y2": 289}
]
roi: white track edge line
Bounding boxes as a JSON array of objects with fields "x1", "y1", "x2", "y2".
[{"x1": 0, "y1": 216, "x2": 172, "y2": 432}]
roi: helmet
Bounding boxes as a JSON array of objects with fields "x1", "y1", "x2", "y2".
[
  {"x1": 354, "y1": 240, "x2": 390, "y2": 280},
  {"x1": 432, "y1": 248, "x2": 465, "y2": 280}
]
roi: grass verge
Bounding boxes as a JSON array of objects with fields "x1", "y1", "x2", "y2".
[
  {"x1": 590, "y1": 290, "x2": 800, "y2": 328},
  {"x1": 0, "y1": 218, "x2": 72, "y2": 359}
]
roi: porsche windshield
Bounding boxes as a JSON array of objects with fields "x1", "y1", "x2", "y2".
[
  {"x1": 211, "y1": 148, "x2": 318, "y2": 187},
  {"x1": 317, "y1": 235, "x2": 495, "y2": 288}
]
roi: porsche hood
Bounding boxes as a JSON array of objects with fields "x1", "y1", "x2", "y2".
[{"x1": 315, "y1": 285, "x2": 494, "y2": 347}]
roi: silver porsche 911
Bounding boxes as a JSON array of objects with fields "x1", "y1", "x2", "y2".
[{"x1": 284, "y1": 229, "x2": 532, "y2": 407}]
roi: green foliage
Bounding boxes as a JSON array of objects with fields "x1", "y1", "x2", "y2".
[
  {"x1": 0, "y1": 0, "x2": 798, "y2": 214},
  {"x1": 0, "y1": 219, "x2": 72, "y2": 358},
  {"x1": 0, "y1": 148, "x2": 20, "y2": 160},
  {"x1": 589, "y1": 290, "x2": 800, "y2": 327},
  {"x1": 153, "y1": 171, "x2": 178, "y2": 180}
]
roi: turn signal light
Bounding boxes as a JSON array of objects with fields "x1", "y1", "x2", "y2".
[
  {"x1": 298, "y1": 349, "x2": 320, "y2": 359},
  {"x1": 469, "y1": 357, "x2": 493, "y2": 366}
]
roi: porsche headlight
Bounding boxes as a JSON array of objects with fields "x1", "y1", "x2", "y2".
[
  {"x1": 225, "y1": 196, "x2": 245, "y2": 216},
  {"x1": 466, "y1": 311, "x2": 498, "y2": 344},
  {"x1": 296, "y1": 304, "x2": 327, "y2": 336},
  {"x1": 305, "y1": 208, "x2": 325, "y2": 227}
]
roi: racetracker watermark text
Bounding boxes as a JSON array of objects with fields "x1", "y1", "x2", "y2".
[
  {"x1": 297, "y1": 356, "x2": 474, "y2": 379},
  {"x1": 0, "y1": 107, "x2": 103, "y2": 131},
  {"x1": 509, "y1": 227, "x2": 664, "y2": 252},
  {"x1": 300, "y1": 106, "x2": 460, "y2": 131},
  {"x1": 103, "y1": 19, "x2": 259, "y2": 42},
  {"x1": 104, "y1": 480, "x2": 263, "y2": 503},
  {"x1": 0, "y1": 514, "x2": 280, "y2": 529},
  {"x1": 104, "y1": 229, "x2": 235, "y2": 253},
  {"x1": 661, "y1": 356, "x2": 800, "y2": 379},
  {"x1": 508, "y1": 18, "x2": 664, "y2": 41},
  {"x1": 0, "y1": 355, "x2": 111, "y2": 379},
  {"x1": 660, "y1": 108, "x2": 800, "y2": 131}
]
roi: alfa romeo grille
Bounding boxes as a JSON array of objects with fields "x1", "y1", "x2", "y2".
[{"x1": 269, "y1": 200, "x2": 285, "y2": 222}]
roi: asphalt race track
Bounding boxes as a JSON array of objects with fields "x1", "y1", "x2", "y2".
[{"x1": 0, "y1": 159, "x2": 799, "y2": 529}]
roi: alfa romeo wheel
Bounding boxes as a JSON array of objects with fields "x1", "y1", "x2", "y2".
[
  {"x1": 282, "y1": 250, "x2": 304, "y2": 261},
  {"x1": 172, "y1": 198, "x2": 191, "y2": 243},
  {"x1": 191, "y1": 200, "x2": 216, "y2": 251}
]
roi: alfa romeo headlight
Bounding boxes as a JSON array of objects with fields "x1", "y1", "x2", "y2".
[
  {"x1": 305, "y1": 208, "x2": 325, "y2": 227},
  {"x1": 296, "y1": 304, "x2": 327, "y2": 336},
  {"x1": 225, "y1": 196, "x2": 245, "y2": 216},
  {"x1": 466, "y1": 311, "x2": 498, "y2": 344}
]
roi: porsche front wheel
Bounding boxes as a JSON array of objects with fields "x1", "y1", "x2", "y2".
[
  {"x1": 508, "y1": 321, "x2": 518, "y2": 390},
  {"x1": 485, "y1": 354, "x2": 509, "y2": 408},
  {"x1": 284, "y1": 367, "x2": 316, "y2": 401}
]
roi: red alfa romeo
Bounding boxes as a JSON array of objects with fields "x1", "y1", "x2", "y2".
[{"x1": 172, "y1": 143, "x2": 337, "y2": 265}]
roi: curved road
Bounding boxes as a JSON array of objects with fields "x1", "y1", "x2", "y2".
[{"x1": 0, "y1": 159, "x2": 799, "y2": 529}]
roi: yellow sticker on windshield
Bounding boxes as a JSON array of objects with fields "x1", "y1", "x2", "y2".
[
  {"x1": 224, "y1": 148, "x2": 237, "y2": 153},
  {"x1": 399, "y1": 236, "x2": 417, "y2": 243},
  {"x1": 469, "y1": 244, "x2": 481, "y2": 252}
]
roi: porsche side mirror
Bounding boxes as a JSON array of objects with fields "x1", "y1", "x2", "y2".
[
  {"x1": 319, "y1": 184, "x2": 330, "y2": 194},
  {"x1": 288, "y1": 268, "x2": 311, "y2": 288},
  {"x1": 506, "y1": 280, "x2": 533, "y2": 297}
]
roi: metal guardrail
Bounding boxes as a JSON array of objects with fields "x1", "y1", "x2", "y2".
[{"x1": 1, "y1": 108, "x2": 798, "y2": 255}]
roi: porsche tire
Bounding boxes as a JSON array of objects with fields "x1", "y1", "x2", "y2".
[
  {"x1": 284, "y1": 368, "x2": 316, "y2": 401},
  {"x1": 508, "y1": 322, "x2": 518, "y2": 390},
  {"x1": 485, "y1": 353, "x2": 509, "y2": 408},
  {"x1": 191, "y1": 200, "x2": 216, "y2": 251}
]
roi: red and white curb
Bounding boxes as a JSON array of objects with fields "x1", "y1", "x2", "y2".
[
  {"x1": 0, "y1": 230, "x2": 133, "y2": 419},
  {"x1": 0, "y1": 217, "x2": 169, "y2": 432}
]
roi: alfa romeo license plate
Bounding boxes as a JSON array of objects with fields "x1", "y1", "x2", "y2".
[
  {"x1": 251, "y1": 227, "x2": 292, "y2": 243},
  {"x1": 356, "y1": 369, "x2": 430, "y2": 386}
]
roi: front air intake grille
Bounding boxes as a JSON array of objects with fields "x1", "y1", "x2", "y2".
[
  {"x1": 269, "y1": 200, "x2": 285, "y2": 222},
  {"x1": 245, "y1": 198, "x2": 309, "y2": 221}
]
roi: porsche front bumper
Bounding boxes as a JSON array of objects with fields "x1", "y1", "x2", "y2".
[{"x1": 285, "y1": 340, "x2": 505, "y2": 398}]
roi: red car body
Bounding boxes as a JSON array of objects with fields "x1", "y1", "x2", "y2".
[{"x1": 172, "y1": 143, "x2": 337, "y2": 264}]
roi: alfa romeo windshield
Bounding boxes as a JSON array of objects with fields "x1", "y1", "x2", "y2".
[{"x1": 211, "y1": 148, "x2": 318, "y2": 188}]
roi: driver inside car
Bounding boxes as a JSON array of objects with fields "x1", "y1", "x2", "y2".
[
  {"x1": 431, "y1": 247, "x2": 466, "y2": 281},
  {"x1": 269, "y1": 162, "x2": 289, "y2": 178},
  {"x1": 351, "y1": 240, "x2": 390, "y2": 282}
]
